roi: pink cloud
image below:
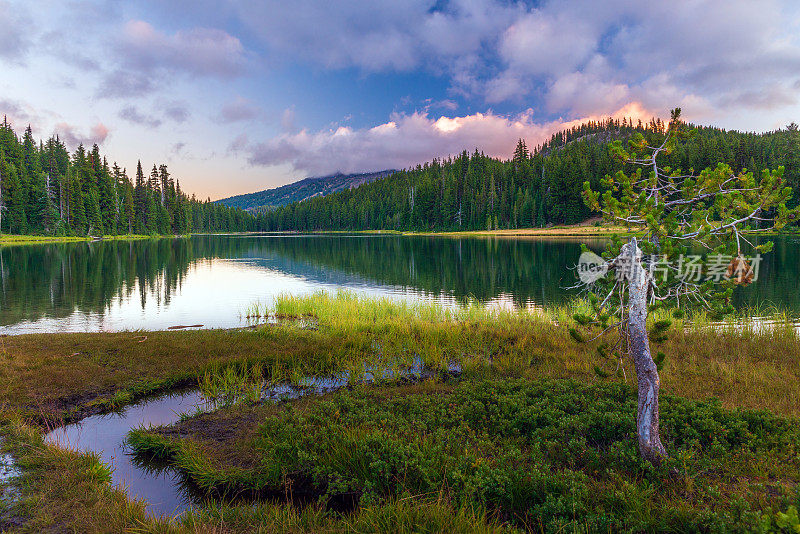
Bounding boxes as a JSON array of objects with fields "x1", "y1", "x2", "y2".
[
  {"x1": 242, "y1": 104, "x2": 660, "y2": 176},
  {"x1": 54, "y1": 122, "x2": 110, "y2": 149}
]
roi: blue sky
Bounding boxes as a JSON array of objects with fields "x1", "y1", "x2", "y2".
[{"x1": 2, "y1": 0, "x2": 800, "y2": 199}]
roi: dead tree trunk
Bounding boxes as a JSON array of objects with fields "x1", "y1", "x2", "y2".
[{"x1": 616, "y1": 237, "x2": 667, "y2": 465}]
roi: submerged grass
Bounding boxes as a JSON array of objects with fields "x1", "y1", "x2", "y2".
[
  {"x1": 198, "y1": 361, "x2": 264, "y2": 407},
  {"x1": 3, "y1": 291, "x2": 798, "y2": 423},
  {"x1": 258, "y1": 291, "x2": 800, "y2": 416}
]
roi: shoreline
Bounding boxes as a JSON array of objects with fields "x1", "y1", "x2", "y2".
[
  {"x1": 0, "y1": 233, "x2": 188, "y2": 247},
  {"x1": 3, "y1": 224, "x2": 798, "y2": 245}
]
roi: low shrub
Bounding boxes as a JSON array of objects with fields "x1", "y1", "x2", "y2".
[{"x1": 131, "y1": 378, "x2": 800, "y2": 532}]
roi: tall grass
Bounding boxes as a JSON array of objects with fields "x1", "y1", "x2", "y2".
[
  {"x1": 198, "y1": 362, "x2": 264, "y2": 407},
  {"x1": 244, "y1": 290, "x2": 800, "y2": 416}
]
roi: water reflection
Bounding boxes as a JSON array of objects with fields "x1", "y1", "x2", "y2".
[
  {"x1": 44, "y1": 356, "x2": 457, "y2": 517},
  {"x1": 1, "y1": 234, "x2": 798, "y2": 334},
  {"x1": 44, "y1": 389, "x2": 208, "y2": 517}
]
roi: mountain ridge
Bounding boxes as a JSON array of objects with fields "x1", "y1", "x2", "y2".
[{"x1": 217, "y1": 170, "x2": 397, "y2": 212}]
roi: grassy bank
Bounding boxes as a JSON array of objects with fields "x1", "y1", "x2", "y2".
[
  {"x1": 130, "y1": 378, "x2": 800, "y2": 532},
  {"x1": 307, "y1": 223, "x2": 800, "y2": 238},
  {"x1": 1, "y1": 292, "x2": 800, "y2": 531},
  {"x1": 315, "y1": 221, "x2": 631, "y2": 238},
  {"x1": 1, "y1": 413, "x2": 507, "y2": 533},
  {"x1": 0, "y1": 234, "x2": 173, "y2": 247}
]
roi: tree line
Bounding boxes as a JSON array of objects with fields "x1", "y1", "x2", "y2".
[
  {"x1": 4, "y1": 115, "x2": 797, "y2": 236},
  {"x1": 0, "y1": 118, "x2": 257, "y2": 235},
  {"x1": 259, "y1": 118, "x2": 800, "y2": 231}
]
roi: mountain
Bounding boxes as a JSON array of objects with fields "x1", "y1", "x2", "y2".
[
  {"x1": 256, "y1": 118, "x2": 800, "y2": 232},
  {"x1": 216, "y1": 170, "x2": 397, "y2": 212}
]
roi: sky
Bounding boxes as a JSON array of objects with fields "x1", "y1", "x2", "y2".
[{"x1": 2, "y1": 0, "x2": 800, "y2": 200}]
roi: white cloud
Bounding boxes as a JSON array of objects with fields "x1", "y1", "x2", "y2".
[
  {"x1": 162, "y1": 101, "x2": 190, "y2": 123},
  {"x1": 0, "y1": 98, "x2": 40, "y2": 129},
  {"x1": 241, "y1": 104, "x2": 657, "y2": 176},
  {"x1": 280, "y1": 107, "x2": 297, "y2": 133},
  {"x1": 486, "y1": 0, "x2": 800, "y2": 119},
  {"x1": 119, "y1": 105, "x2": 161, "y2": 128},
  {"x1": 224, "y1": 0, "x2": 800, "y2": 123},
  {"x1": 97, "y1": 19, "x2": 248, "y2": 98},
  {"x1": 498, "y1": 9, "x2": 598, "y2": 78}
]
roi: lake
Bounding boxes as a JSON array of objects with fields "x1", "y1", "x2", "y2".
[{"x1": 2, "y1": 233, "x2": 799, "y2": 334}]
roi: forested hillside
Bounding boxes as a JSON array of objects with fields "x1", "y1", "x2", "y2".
[
  {"x1": 217, "y1": 170, "x2": 396, "y2": 211},
  {"x1": 260, "y1": 118, "x2": 800, "y2": 231},
  {"x1": 3, "y1": 115, "x2": 797, "y2": 236},
  {"x1": 0, "y1": 118, "x2": 256, "y2": 235}
]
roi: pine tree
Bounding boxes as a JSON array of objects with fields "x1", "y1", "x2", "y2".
[
  {"x1": 2, "y1": 157, "x2": 27, "y2": 234},
  {"x1": 85, "y1": 190, "x2": 103, "y2": 236},
  {"x1": 133, "y1": 161, "x2": 147, "y2": 234}
]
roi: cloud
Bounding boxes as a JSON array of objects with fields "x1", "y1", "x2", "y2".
[
  {"x1": 222, "y1": 0, "x2": 800, "y2": 122},
  {"x1": 227, "y1": 133, "x2": 249, "y2": 155},
  {"x1": 240, "y1": 105, "x2": 655, "y2": 176},
  {"x1": 498, "y1": 9, "x2": 599, "y2": 79},
  {"x1": 97, "y1": 19, "x2": 248, "y2": 98},
  {"x1": 280, "y1": 107, "x2": 296, "y2": 133},
  {"x1": 119, "y1": 106, "x2": 161, "y2": 128},
  {"x1": 97, "y1": 70, "x2": 155, "y2": 98},
  {"x1": 162, "y1": 102, "x2": 190, "y2": 123},
  {"x1": 485, "y1": 0, "x2": 800, "y2": 119},
  {"x1": 0, "y1": 98, "x2": 38, "y2": 128},
  {"x1": 54, "y1": 122, "x2": 110, "y2": 150},
  {"x1": 0, "y1": 1, "x2": 32, "y2": 63},
  {"x1": 119, "y1": 20, "x2": 246, "y2": 77},
  {"x1": 118, "y1": 101, "x2": 189, "y2": 128},
  {"x1": 39, "y1": 30, "x2": 100, "y2": 71},
  {"x1": 171, "y1": 142, "x2": 186, "y2": 156},
  {"x1": 218, "y1": 97, "x2": 262, "y2": 123},
  {"x1": 231, "y1": 0, "x2": 519, "y2": 72}
]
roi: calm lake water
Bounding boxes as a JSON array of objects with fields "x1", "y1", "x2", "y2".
[{"x1": 2, "y1": 233, "x2": 799, "y2": 334}]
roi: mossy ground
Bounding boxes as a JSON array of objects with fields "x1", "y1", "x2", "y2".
[{"x1": 0, "y1": 292, "x2": 799, "y2": 532}]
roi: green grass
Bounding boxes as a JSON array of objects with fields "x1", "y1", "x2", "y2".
[
  {"x1": 1, "y1": 413, "x2": 512, "y2": 533},
  {"x1": 0, "y1": 233, "x2": 166, "y2": 247},
  {"x1": 129, "y1": 378, "x2": 800, "y2": 532},
  {"x1": 198, "y1": 361, "x2": 264, "y2": 407},
  {"x1": 2, "y1": 291, "x2": 800, "y2": 532}
]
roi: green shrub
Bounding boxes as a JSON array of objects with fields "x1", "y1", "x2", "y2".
[{"x1": 132, "y1": 378, "x2": 800, "y2": 532}]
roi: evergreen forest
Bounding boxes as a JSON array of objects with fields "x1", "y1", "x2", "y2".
[{"x1": 3, "y1": 116, "x2": 798, "y2": 235}]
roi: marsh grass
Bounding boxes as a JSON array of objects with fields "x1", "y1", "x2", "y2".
[
  {"x1": 252, "y1": 291, "x2": 800, "y2": 416},
  {"x1": 0, "y1": 415, "x2": 152, "y2": 533},
  {"x1": 0, "y1": 234, "x2": 158, "y2": 247},
  {"x1": 130, "y1": 378, "x2": 800, "y2": 532},
  {"x1": 198, "y1": 362, "x2": 264, "y2": 407},
  {"x1": 134, "y1": 496, "x2": 512, "y2": 533},
  {"x1": 3, "y1": 291, "x2": 800, "y2": 531}
]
